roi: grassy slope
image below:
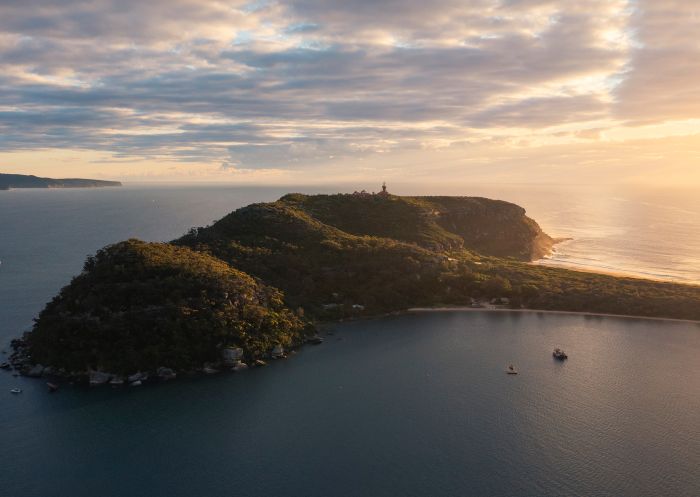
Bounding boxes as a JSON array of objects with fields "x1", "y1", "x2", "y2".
[{"x1": 281, "y1": 193, "x2": 553, "y2": 259}]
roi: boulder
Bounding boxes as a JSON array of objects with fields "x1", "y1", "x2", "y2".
[
  {"x1": 203, "y1": 365, "x2": 219, "y2": 374},
  {"x1": 89, "y1": 370, "x2": 112, "y2": 386},
  {"x1": 232, "y1": 361, "x2": 248, "y2": 372},
  {"x1": 127, "y1": 372, "x2": 147, "y2": 383},
  {"x1": 109, "y1": 376, "x2": 125, "y2": 386},
  {"x1": 221, "y1": 347, "x2": 244, "y2": 366},
  {"x1": 25, "y1": 364, "x2": 45, "y2": 377},
  {"x1": 157, "y1": 367, "x2": 176, "y2": 381}
]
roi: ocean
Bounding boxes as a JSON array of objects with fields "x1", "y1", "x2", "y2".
[
  {"x1": 402, "y1": 183, "x2": 700, "y2": 284},
  {"x1": 1, "y1": 184, "x2": 699, "y2": 497}
]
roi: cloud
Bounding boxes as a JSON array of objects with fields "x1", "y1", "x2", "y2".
[
  {"x1": 467, "y1": 95, "x2": 609, "y2": 127},
  {"x1": 0, "y1": 0, "x2": 697, "y2": 178},
  {"x1": 613, "y1": 0, "x2": 700, "y2": 123}
]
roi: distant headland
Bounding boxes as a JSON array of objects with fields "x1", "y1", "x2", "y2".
[
  {"x1": 0, "y1": 173, "x2": 121, "y2": 190},
  {"x1": 8, "y1": 185, "x2": 700, "y2": 386}
]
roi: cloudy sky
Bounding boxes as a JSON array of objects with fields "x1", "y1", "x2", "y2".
[{"x1": 0, "y1": 0, "x2": 698, "y2": 185}]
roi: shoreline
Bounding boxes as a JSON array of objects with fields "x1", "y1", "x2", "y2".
[
  {"x1": 532, "y1": 259, "x2": 700, "y2": 286},
  {"x1": 406, "y1": 306, "x2": 700, "y2": 324},
  {"x1": 533, "y1": 241, "x2": 700, "y2": 288}
]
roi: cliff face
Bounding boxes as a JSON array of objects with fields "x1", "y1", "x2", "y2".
[
  {"x1": 0, "y1": 173, "x2": 122, "y2": 189},
  {"x1": 424, "y1": 197, "x2": 554, "y2": 261}
]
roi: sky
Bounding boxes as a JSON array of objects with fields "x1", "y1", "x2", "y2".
[{"x1": 0, "y1": 0, "x2": 699, "y2": 185}]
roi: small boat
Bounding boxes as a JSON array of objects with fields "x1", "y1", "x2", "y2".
[
  {"x1": 309, "y1": 336, "x2": 324, "y2": 345},
  {"x1": 552, "y1": 348, "x2": 568, "y2": 360},
  {"x1": 0, "y1": 362, "x2": 11, "y2": 370},
  {"x1": 47, "y1": 382, "x2": 59, "y2": 392},
  {"x1": 10, "y1": 388, "x2": 22, "y2": 394},
  {"x1": 130, "y1": 380, "x2": 142, "y2": 387},
  {"x1": 253, "y1": 359, "x2": 267, "y2": 367},
  {"x1": 506, "y1": 364, "x2": 518, "y2": 375}
]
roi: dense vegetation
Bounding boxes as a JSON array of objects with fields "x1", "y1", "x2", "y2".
[
  {"x1": 18, "y1": 192, "x2": 700, "y2": 380},
  {"x1": 177, "y1": 193, "x2": 700, "y2": 321},
  {"x1": 24, "y1": 240, "x2": 305, "y2": 374}
]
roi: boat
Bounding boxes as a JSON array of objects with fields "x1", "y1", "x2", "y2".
[
  {"x1": 0, "y1": 362, "x2": 11, "y2": 370},
  {"x1": 47, "y1": 382, "x2": 59, "y2": 392},
  {"x1": 308, "y1": 335, "x2": 324, "y2": 345},
  {"x1": 506, "y1": 364, "x2": 518, "y2": 375},
  {"x1": 130, "y1": 380, "x2": 142, "y2": 387},
  {"x1": 552, "y1": 348, "x2": 568, "y2": 360},
  {"x1": 10, "y1": 388, "x2": 22, "y2": 394}
]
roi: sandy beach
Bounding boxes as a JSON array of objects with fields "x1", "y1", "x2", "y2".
[{"x1": 407, "y1": 306, "x2": 700, "y2": 325}]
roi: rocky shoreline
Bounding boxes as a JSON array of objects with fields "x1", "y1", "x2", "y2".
[{"x1": 5, "y1": 333, "x2": 325, "y2": 388}]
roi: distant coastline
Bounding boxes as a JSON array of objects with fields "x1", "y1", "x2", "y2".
[{"x1": 0, "y1": 173, "x2": 121, "y2": 190}]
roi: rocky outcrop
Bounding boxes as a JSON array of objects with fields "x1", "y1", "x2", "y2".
[
  {"x1": 232, "y1": 361, "x2": 249, "y2": 371},
  {"x1": 89, "y1": 370, "x2": 112, "y2": 386},
  {"x1": 427, "y1": 197, "x2": 555, "y2": 260},
  {"x1": 221, "y1": 347, "x2": 244, "y2": 366},
  {"x1": 157, "y1": 367, "x2": 177, "y2": 381},
  {"x1": 24, "y1": 364, "x2": 45, "y2": 377}
]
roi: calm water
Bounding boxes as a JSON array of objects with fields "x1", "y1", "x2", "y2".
[
  {"x1": 1, "y1": 312, "x2": 699, "y2": 497},
  {"x1": 1, "y1": 184, "x2": 699, "y2": 497}
]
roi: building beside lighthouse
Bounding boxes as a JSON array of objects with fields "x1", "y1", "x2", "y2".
[{"x1": 352, "y1": 183, "x2": 390, "y2": 197}]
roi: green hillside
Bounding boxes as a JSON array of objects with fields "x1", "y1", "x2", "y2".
[
  {"x1": 22, "y1": 240, "x2": 305, "y2": 375},
  {"x1": 177, "y1": 193, "x2": 700, "y2": 321},
  {"x1": 279, "y1": 193, "x2": 553, "y2": 258}
]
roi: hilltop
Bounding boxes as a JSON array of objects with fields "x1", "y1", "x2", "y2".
[
  {"x1": 16, "y1": 240, "x2": 305, "y2": 376},
  {"x1": 278, "y1": 192, "x2": 554, "y2": 259},
  {"x1": 0, "y1": 173, "x2": 121, "y2": 190},
  {"x1": 12, "y1": 190, "x2": 700, "y2": 383}
]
